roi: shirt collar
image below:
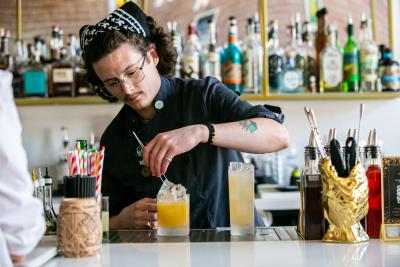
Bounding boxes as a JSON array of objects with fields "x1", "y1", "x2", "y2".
[
  {"x1": 123, "y1": 76, "x2": 174, "y2": 123},
  {"x1": 151, "y1": 75, "x2": 174, "y2": 116}
]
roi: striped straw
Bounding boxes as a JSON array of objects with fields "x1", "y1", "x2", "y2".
[{"x1": 95, "y1": 146, "x2": 105, "y2": 197}]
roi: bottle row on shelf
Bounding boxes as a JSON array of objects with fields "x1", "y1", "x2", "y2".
[
  {"x1": 0, "y1": 26, "x2": 95, "y2": 98},
  {"x1": 1, "y1": 7, "x2": 400, "y2": 101},
  {"x1": 268, "y1": 8, "x2": 399, "y2": 94}
]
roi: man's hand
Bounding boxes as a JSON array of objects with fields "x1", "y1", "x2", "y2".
[
  {"x1": 111, "y1": 198, "x2": 157, "y2": 230},
  {"x1": 143, "y1": 124, "x2": 208, "y2": 177}
]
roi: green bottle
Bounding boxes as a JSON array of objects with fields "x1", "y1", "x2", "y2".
[
  {"x1": 222, "y1": 16, "x2": 243, "y2": 95},
  {"x1": 343, "y1": 15, "x2": 360, "y2": 92}
]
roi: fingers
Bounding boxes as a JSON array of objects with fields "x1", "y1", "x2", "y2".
[
  {"x1": 160, "y1": 152, "x2": 172, "y2": 175},
  {"x1": 136, "y1": 198, "x2": 157, "y2": 212},
  {"x1": 144, "y1": 133, "x2": 175, "y2": 177}
]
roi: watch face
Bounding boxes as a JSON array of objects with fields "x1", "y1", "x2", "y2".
[{"x1": 140, "y1": 166, "x2": 151, "y2": 178}]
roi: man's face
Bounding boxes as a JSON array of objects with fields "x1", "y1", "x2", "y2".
[{"x1": 93, "y1": 42, "x2": 160, "y2": 112}]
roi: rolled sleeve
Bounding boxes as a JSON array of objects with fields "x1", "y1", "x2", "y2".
[{"x1": 201, "y1": 77, "x2": 284, "y2": 123}]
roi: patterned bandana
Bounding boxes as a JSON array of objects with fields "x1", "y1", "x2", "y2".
[{"x1": 79, "y1": 2, "x2": 150, "y2": 53}]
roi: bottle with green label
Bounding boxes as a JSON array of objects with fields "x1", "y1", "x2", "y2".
[{"x1": 343, "y1": 15, "x2": 360, "y2": 92}]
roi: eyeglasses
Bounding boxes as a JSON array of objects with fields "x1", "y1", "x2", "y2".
[{"x1": 102, "y1": 55, "x2": 146, "y2": 96}]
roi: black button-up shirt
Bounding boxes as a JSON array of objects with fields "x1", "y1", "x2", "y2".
[{"x1": 100, "y1": 76, "x2": 284, "y2": 228}]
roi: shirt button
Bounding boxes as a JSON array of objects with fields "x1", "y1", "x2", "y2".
[{"x1": 154, "y1": 100, "x2": 164, "y2": 110}]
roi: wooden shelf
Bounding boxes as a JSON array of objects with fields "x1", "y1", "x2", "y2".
[
  {"x1": 242, "y1": 92, "x2": 400, "y2": 101},
  {"x1": 15, "y1": 92, "x2": 400, "y2": 106},
  {"x1": 15, "y1": 97, "x2": 110, "y2": 106}
]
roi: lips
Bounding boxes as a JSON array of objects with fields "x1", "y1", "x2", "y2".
[{"x1": 126, "y1": 93, "x2": 142, "y2": 103}]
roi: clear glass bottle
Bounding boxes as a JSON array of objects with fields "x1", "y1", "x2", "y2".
[
  {"x1": 343, "y1": 15, "x2": 360, "y2": 92},
  {"x1": 50, "y1": 25, "x2": 61, "y2": 62},
  {"x1": 167, "y1": 21, "x2": 183, "y2": 79},
  {"x1": 303, "y1": 147, "x2": 324, "y2": 239},
  {"x1": 315, "y1": 8, "x2": 328, "y2": 89},
  {"x1": 43, "y1": 167, "x2": 57, "y2": 235},
  {"x1": 298, "y1": 131, "x2": 325, "y2": 240},
  {"x1": 182, "y1": 22, "x2": 200, "y2": 79},
  {"x1": 0, "y1": 28, "x2": 13, "y2": 70},
  {"x1": 281, "y1": 24, "x2": 304, "y2": 93},
  {"x1": 360, "y1": 15, "x2": 379, "y2": 92},
  {"x1": 319, "y1": 24, "x2": 343, "y2": 92},
  {"x1": 203, "y1": 19, "x2": 221, "y2": 81},
  {"x1": 31, "y1": 169, "x2": 40, "y2": 198},
  {"x1": 222, "y1": 16, "x2": 243, "y2": 95},
  {"x1": 302, "y1": 21, "x2": 317, "y2": 93},
  {"x1": 268, "y1": 20, "x2": 284, "y2": 93},
  {"x1": 243, "y1": 17, "x2": 263, "y2": 94}
]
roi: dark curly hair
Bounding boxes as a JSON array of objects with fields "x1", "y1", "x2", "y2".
[{"x1": 82, "y1": 16, "x2": 177, "y2": 102}]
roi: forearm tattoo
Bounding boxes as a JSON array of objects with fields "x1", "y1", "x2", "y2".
[{"x1": 238, "y1": 120, "x2": 258, "y2": 133}]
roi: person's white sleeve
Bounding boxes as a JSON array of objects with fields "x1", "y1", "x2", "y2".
[
  {"x1": 0, "y1": 70, "x2": 46, "y2": 257},
  {"x1": 0, "y1": 230, "x2": 13, "y2": 267}
]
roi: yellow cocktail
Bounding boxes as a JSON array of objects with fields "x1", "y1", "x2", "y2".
[
  {"x1": 228, "y1": 162, "x2": 255, "y2": 235},
  {"x1": 157, "y1": 194, "x2": 190, "y2": 236}
]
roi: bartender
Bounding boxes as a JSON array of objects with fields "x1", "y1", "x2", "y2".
[{"x1": 79, "y1": 2, "x2": 289, "y2": 230}]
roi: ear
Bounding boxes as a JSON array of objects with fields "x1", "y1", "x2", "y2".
[{"x1": 148, "y1": 44, "x2": 159, "y2": 66}]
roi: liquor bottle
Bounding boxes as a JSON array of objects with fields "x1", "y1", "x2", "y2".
[
  {"x1": 315, "y1": 8, "x2": 328, "y2": 88},
  {"x1": 343, "y1": 15, "x2": 360, "y2": 92},
  {"x1": 295, "y1": 13, "x2": 306, "y2": 91},
  {"x1": 23, "y1": 43, "x2": 48, "y2": 97},
  {"x1": 298, "y1": 131, "x2": 325, "y2": 240},
  {"x1": 302, "y1": 21, "x2": 317, "y2": 92},
  {"x1": 31, "y1": 169, "x2": 40, "y2": 198},
  {"x1": 0, "y1": 28, "x2": 13, "y2": 70},
  {"x1": 203, "y1": 20, "x2": 221, "y2": 81},
  {"x1": 43, "y1": 167, "x2": 58, "y2": 235},
  {"x1": 281, "y1": 25, "x2": 304, "y2": 93},
  {"x1": 182, "y1": 22, "x2": 200, "y2": 79},
  {"x1": 49, "y1": 47, "x2": 75, "y2": 97},
  {"x1": 50, "y1": 25, "x2": 61, "y2": 62},
  {"x1": 222, "y1": 16, "x2": 243, "y2": 94},
  {"x1": 365, "y1": 129, "x2": 382, "y2": 238},
  {"x1": 360, "y1": 15, "x2": 379, "y2": 92},
  {"x1": 167, "y1": 21, "x2": 183, "y2": 78},
  {"x1": 268, "y1": 20, "x2": 284, "y2": 93},
  {"x1": 242, "y1": 17, "x2": 263, "y2": 94},
  {"x1": 378, "y1": 48, "x2": 400, "y2": 91},
  {"x1": 319, "y1": 24, "x2": 343, "y2": 92}
]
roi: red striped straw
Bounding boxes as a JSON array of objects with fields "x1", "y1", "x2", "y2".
[
  {"x1": 95, "y1": 146, "x2": 105, "y2": 197},
  {"x1": 70, "y1": 150, "x2": 79, "y2": 176}
]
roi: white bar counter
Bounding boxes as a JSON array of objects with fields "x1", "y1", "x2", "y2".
[{"x1": 38, "y1": 228, "x2": 400, "y2": 267}]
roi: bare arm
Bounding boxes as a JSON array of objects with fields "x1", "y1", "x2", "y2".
[
  {"x1": 144, "y1": 118, "x2": 289, "y2": 177},
  {"x1": 211, "y1": 118, "x2": 290, "y2": 153}
]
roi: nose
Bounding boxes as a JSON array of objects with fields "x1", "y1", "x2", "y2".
[{"x1": 120, "y1": 78, "x2": 134, "y2": 95}]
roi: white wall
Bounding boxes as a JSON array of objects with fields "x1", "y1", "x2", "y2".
[
  {"x1": 17, "y1": 98, "x2": 400, "y2": 172},
  {"x1": 17, "y1": 103, "x2": 122, "y2": 170}
]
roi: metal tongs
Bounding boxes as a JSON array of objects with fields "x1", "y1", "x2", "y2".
[
  {"x1": 132, "y1": 131, "x2": 175, "y2": 190},
  {"x1": 304, "y1": 107, "x2": 326, "y2": 158}
]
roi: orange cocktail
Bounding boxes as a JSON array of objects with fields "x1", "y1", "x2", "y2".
[{"x1": 157, "y1": 194, "x2": 189, "y2": 236}]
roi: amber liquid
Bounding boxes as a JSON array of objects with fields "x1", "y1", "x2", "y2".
[
  {"x1": 366, "y1": 164, "x2": 382, "y2": 238},
  {"x1": 304, "y1": 175, "x2": 325, "y2": 240}
]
